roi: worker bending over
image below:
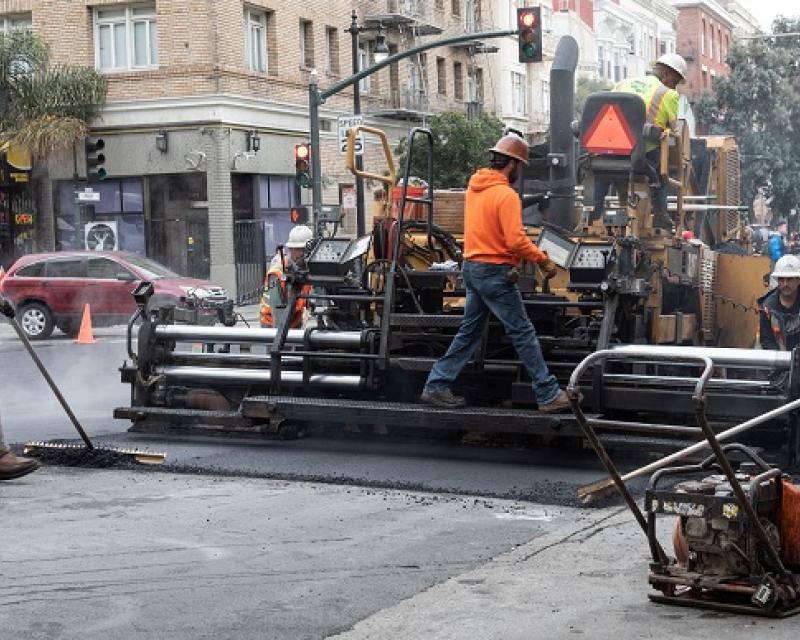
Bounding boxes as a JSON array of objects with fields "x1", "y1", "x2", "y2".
[
  {"x1": 421, "y1": 133, "x2": 573, "y2": 413},
  {"x1": 260, "y1": 225, "x2": 313, "y2": 329},
  {"x1": 759, "y1": 255, "x2": 800, "y2": 350}
]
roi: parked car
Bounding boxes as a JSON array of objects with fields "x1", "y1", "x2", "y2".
[{"x1": 0, "y1": 251, "x2": 227, "y2": 339}]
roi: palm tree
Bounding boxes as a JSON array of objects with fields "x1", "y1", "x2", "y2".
[{"x1": 0, "y1": 29, "x2": 107, "y2": 155}]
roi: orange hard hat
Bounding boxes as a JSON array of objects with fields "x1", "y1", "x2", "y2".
[{"x1": 489, "y1": 133, "x2": 529, "y2": 165}]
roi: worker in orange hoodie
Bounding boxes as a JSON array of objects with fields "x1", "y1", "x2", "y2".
[{"x1": 421, "y1": 133, "x2": 572, "y2": 412}]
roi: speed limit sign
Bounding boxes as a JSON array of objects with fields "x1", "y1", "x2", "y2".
[{"x1": 338, "y1": 115, "x2": 364, "y2": 156}]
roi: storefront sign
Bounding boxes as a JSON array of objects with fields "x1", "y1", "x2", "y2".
[
  {"x1": 14, "y1": 213, "x2": 33, "y2": 225},
  {"x1": 340, "y1": 185, "x2": 357, "y2": 210}
]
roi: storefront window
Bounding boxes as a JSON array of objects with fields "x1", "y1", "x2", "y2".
[{"x1": 54, "y1": 178, "x2": 145, "y2": 252}]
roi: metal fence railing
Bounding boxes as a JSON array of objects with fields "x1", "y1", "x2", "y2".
[{"x1": 234, "y1": 220, "x2": 266, "y2": 305}]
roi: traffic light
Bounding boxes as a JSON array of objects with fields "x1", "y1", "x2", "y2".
[
  {"x1": 517, "y1": 7, "x2": 542, "y2": 63},
  {"x1": 290, "y1": 206, "x2": 310, "y2": 224},
  {"x1": 294, "y1": 142, "x2": 311, "y2": 188},
  {"x1": 85, "y1": 137, "x2": 107, "y2": 181}
]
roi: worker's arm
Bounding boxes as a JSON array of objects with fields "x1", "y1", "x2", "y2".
[
  {"x1": 498, "y1": 191, "x2": 547, "y2": 264},
  {"x1": 660, "y1": 89, "x2": 680, "y2": 130},
  {"x1": 759, "y1": 310, "x2": 779, "y2": 350}
]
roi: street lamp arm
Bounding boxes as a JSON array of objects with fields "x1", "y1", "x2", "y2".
[{"x1": 319, "y1": 29, "x2": 518, "y2": 102}]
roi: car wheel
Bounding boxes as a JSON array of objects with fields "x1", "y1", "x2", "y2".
[{"x1": 18, "y1": 302, "x2": 54, "y2": 340}]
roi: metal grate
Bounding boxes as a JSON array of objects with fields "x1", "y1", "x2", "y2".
[
  {"x1": 234, "y1": 220, "x2": 267, "y2": 305},
  {"x1": 725, "y1": 148, "x2": 741, "y2": 236},
  {"x1": 699, "y1": 246, "x2": 717, "y2": 339}
]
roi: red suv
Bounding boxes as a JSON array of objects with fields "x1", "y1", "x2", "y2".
[{"x1": 0, "y1": 251, "x2": 227, "y2": 339}]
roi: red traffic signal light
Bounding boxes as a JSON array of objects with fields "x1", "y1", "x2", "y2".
[
  {"x1": 520, "y1": 11, "x2": 536, "y2": 28},
  {"x1": 295, "y1": 143, "x2": 311, "y2": 188},
  {"x1": 517, "y1": 7, "x2": 542, "y2": 63}
]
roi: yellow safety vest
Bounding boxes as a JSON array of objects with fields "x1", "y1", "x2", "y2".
[{"x1": 614, "y1": 75, "x2": 679, "y2": 150}]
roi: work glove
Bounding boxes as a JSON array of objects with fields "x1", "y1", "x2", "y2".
[
  {"x1": 539, "y1": 257, "x2": 558, "y2": 280},
  {"x1": 0, "y1": 297, "x2": 14, "y2": 319}
]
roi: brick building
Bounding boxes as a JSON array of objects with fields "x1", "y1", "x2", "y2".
[
  {"x1": 1, "y1": 0, "x2": 499, "y2": 297},
  {"x1": 670, "y1": 0, "x2": 734, "y2": 101}
]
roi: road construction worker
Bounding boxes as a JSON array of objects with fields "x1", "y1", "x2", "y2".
[
  {"x1": 420, "y1": 133, "x2": 573, "y2": 413},
  {"x1": 592, "y1": 53, "x2": 687, "y2": 226},
  {"x1": 758, "y1": 255, "x2": 800, "y2": 350},
  {"x1": 0, "y1": 295, "x2": 39, "y2": 481},
  {"x1": 768, "y1": 219, "x2": 788, "y2": 263},
  {"x1": 260, "y1": 225, "x2": 313, "y2": 329}
]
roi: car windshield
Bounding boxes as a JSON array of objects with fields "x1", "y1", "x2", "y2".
[{"x1": 122, "y1": 254, "x2": 180, "y2": 279}]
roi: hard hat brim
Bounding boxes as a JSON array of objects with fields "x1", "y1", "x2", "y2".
[
  {"x1": 488, "y1": 146, "x2": 529, "y2": 165},
  {"x1": 772, "y1": 271, "x2": 800, "y2": 278}
]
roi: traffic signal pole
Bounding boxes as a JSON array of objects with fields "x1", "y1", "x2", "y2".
[{"x1": 308, "y1": 28, "x2": 517, "y2": 234}]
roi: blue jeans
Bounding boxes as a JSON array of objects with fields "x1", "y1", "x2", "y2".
[{"x1": 424, "y1": 261, "x2": 561, "y2": 405}]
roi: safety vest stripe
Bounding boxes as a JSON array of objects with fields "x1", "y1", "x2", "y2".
[{"x1": 647, "y1": 84, "x2": 669, "y2": 125}]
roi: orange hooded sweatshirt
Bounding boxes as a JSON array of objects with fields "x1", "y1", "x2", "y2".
[{"x1": 463, "y1": 168, "x2": 546, "y2": 266}]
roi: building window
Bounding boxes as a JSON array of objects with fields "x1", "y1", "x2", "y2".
[
  {"x1": 436, "y1": 57, "x2": 447, "y2": 95},
  {"x1": 299, "y1": 20, "x2": 314, "y2": 68},
  {"x1": 511, "y1": 71, "x2": 526, "y2": 116},
  {"x1": 325, "y1": 26, "x2": 340, "y2": 75},
  {"x1": 701, "y1": 20, "x2": 706, "y2": 55},
  {"x1": 0, "y1": 13, "x2": 32, "y2": 32},
  {"x1": 717, "y1": 27, "x2": 722, "y2": 62},
  {"x1": 467, "y1": 66, "x2": 482, "y2": 103},
  {"x1": 541, "y1": 80, "x2": 550, "y2": 114},
  {"x1": 709, "y1": 23, "x2": 714, "y2": 60},
  {"x1": 724, "y1": 35, "x2": 729, "y2": 62},
  {"x1": 453, "y1": 61, "x2": 463, "y2": 100},
  {"x1": 465, "y1": 0, "x2": 481, "y2": 31},
  {"x1": 245, "y1": 8, "x2": 268, "y2": 73},
  {"x1": 613, "y1": 50, "x2": 621, "y2": 83},
  {"x1": 358, "y1": 45, "x2": 370, "y2": 92},
  {"x1": 597, "y1": 45, "x2": 604, "y2": 78},
  {"x1": 452, "y1": 0, "x2": 461, "y2": 17},
  {"x1": 436, "y1": 0, "x2": 445, "y2": 10},
  {"x1": 94, "y1": 4, "x2": 157, "y2": 71},
  {"x1": 702, "y1": 71, "x2": 708, "y2": 89},
  {"x1": 660, "y1": 41, "x2": 666, "y2": 55}
]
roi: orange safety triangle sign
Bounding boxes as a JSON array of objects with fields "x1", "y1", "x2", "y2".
[{"x1": 582, "y1": 104, "x2": 636, "y2": 155}]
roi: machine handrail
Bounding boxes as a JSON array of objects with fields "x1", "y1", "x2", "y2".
[{"x1": 346, "y1": 125, "x2": 396, "y2": 187}]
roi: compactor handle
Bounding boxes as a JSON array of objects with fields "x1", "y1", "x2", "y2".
[{"x1": 346, "y1": 125, "x2": 397, "y2": 187}]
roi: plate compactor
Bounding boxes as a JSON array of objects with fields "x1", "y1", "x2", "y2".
[{"x1": 568, "y1": 349, "x2": 800, "y2": 617}]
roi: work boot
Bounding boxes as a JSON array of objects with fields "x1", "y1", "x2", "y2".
[
  {"x1": 420, "y1": 387, "x2": 467, "y2": 409},
  {"x1": 0, "y1": 449, "x2": 39, "y2": 481},
  {"x1": 538, "y1": 390, "x2": 581, "y2": 414}
]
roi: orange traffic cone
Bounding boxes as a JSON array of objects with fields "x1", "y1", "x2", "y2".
[{"x1": 75, "y1": 303, "x2": 96, "y2": 344}]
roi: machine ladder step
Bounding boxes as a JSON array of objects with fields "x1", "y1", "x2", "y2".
[{"x1": 242, "y1": 395, "x2": 591, "y2": 436}]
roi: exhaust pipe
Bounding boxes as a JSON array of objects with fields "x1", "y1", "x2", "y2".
[{"x1": 547, "y1": 35, "x2": 579, "y2": 231}]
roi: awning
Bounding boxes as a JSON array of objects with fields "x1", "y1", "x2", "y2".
[{"x1": 0, "y1": 141, "x2": 32, "y2": 171}]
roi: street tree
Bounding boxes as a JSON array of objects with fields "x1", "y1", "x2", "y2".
[
  {"x1": 0, "y1": 30, "x2": 107, "y2": 155},
  {"x1": 694, "y1": 17, "x2": 800, "y2": 217},
  {"x1": 394, "y1": 111, "x2": 505, "y2": 189},
  {"x1": 574, "y1": 77, "x2": 611, "y2": 119}
]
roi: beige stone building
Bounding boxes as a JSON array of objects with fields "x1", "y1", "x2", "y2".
[{"x1": 0, "y1": 0, "x2": 504, "y2": 298}]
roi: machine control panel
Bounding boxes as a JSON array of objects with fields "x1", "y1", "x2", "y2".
[
  {"x1": 309, "y1": 239, "x2": 351, "y2": 264},
  {"x1": 568, "y1": 242, "x2": 614, "y2": 291},
  {"x1": 572, "y1": 244, "x2": 612, "y2": 269},
  {"x1": 307, "y1": 235, "x2": 373, "y2": 278}
]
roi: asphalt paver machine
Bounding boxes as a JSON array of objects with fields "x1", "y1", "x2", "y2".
[{"x1": 115, "y1": 36, "x2": 799, "y2": 468}]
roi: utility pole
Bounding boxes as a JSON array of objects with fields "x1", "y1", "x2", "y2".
[{"x1": 345, "y1": 11, "x2": 366, "y2": 238}]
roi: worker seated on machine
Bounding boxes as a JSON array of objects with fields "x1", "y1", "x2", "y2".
[
  {"x1": 260, "y1": 225, "x2": 313, "y2": 329},
  {"x1": 591, "y1": 54, "x2": 686, "y2": 229},
  {"x1": 758, "y1": 255, "x2": 800, "y2": 351}
]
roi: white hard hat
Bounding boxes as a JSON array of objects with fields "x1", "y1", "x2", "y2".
[
  {"x1": 772, "y1": 255, "x2": 800, "y2": 278},
  {"x1": 285, "y1": 225, "x2": 313, "y2": 249},
  {"x1": 655, "y1": 53, "x2": 688, "y2": 81}
]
